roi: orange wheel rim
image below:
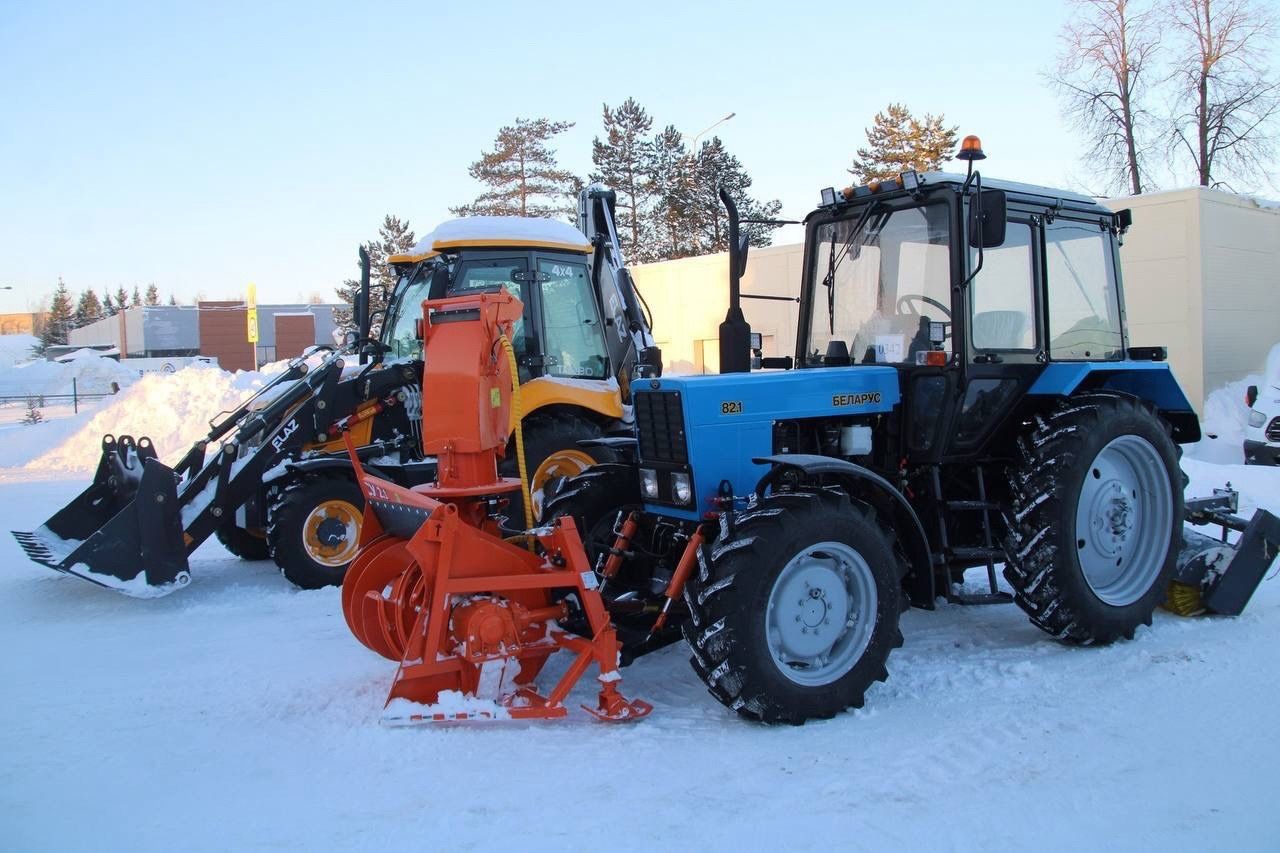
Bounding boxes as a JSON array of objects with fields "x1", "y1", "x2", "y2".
[
  {"x1": 302, "y1": 499, "x2": 362, "y2": 567},
  {"x1": 530, "y1": 449, "x2": 596, "y2": 518}
]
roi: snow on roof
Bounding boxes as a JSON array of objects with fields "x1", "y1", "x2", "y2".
[{"x1": 393, "y1": 216, "x2": 591, "y2": 263}]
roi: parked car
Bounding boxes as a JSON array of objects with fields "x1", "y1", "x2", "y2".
[{"x1": 1244, "y1": 344, "x2": 1280, "y2": 466}]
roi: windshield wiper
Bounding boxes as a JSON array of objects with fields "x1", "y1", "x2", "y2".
[{"x1": 822, "y1": 202, "x2": 883, "y2": 338}]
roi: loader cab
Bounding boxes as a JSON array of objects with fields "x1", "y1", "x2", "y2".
[
  {"x1": 385, "y1": 222, "x2": 616, "y2": 385},
  {"x1": 795, "y1": 171, "x2": 1129, "y2": 463}
]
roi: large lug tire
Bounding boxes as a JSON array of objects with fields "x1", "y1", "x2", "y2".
[
  {"x1": 1003, "y1": 393, "x2": 1183, "y2": 644},
  {"x1": 214, "y1": 523, "x2": 270, "y2": 561},
  {"x1": 684, "y1": 490, "x2": 905, "y2": 724},
  {"x1": 500, "y1": 413, "x2": 619, "y2": 524},
  {"x1": 266, "y1": 475, "x2": 365, "y2": 590},
  {"x1": 542, "y1": 464, "x2": 642, "y2": 570}
]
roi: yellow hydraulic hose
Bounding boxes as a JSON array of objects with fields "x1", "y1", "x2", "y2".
[{"x1": 497, "y1": 335, "x2": 534, "y2": 534}]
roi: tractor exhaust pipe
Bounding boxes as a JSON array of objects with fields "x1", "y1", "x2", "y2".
[
  {"x1": 718, "y1": 187, "x2": 751, "y2": 374},
  {"x1": 357, "y1": 245, "x2": 371, "y2": 365}
]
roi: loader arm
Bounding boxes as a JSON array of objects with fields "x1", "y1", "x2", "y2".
[{"x1": 577, "y1": 184, "x2": 662, "y2": 398}]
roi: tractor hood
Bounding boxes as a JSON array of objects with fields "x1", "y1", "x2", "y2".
[{"x1": 634, "y1": 367, "x2": 900, "y2": 520}]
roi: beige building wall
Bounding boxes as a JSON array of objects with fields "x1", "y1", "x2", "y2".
[
  {"x1": 634, "y1": 188, "x2": 1280, "y2": 412},
  {"x1": 1104, "y1": 187, "x2": 1280, "y2": 412},
  {"x1": 631, "y1": 242, "x2": 805, "y2": 375}
]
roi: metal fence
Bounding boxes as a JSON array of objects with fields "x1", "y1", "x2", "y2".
[{"x1": 0, "y1": 378, "x2": 119, "y2": 414}]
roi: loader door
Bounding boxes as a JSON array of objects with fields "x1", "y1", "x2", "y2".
[{"x1": 534, "y1": 256, "x2": 611, "y2": 381}]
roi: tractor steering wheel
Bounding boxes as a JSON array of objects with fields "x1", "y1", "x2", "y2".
[{"x1": 896, "y1": 294, "x2": 952, "y2": 319}]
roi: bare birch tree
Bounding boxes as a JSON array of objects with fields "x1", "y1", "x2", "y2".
[
  {"x1": 1167, "y1": 0, "x2": 1279, "y2": 188},
  {"x1": 1051, "y1": 0, "x2": 1161, "y2": 195}
]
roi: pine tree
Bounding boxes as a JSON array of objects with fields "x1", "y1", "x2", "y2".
[
  {"x1": 850, "y1": 104, "x2": 959, "y2": 182},
  {"x1": 452, "y1": 118, "x2": 581, "y2": 220},
  {"x1": 113, "y1": 285, "x2": 129, "y2": 314},
  {"x1": 22, "y1": 398, "x2": 44, "y2": 425},
  {"x1": 130, "y1": 285, "x2": 142, "y2": 307},
  {"x1": 145, "y1": 283, "x2": 160, "y2": 306},
  {"x1": 40, "y1": 278, "x2": 74, "y2": 351},
  {"x1": 591, "y1": 99, "x2": 654, "y2": 260},
  {"x1": 647, "y1": 125, "x2": 694, "y2": 261},
  {"x1": 102, "y1": 290, "x2": 116, "y2": 316},
  {"x1": 168, "y1": 294, "x2": 178, "y2": 306},
  {"x1": 688, "y1": 137, "x2": 784, "y2": 255},
  {"x1": 73, "y1": 289, "x2": 104, "y2": 329},
  {"x1": 333, "y1": 215, "x2": 417, "y2": 333}
]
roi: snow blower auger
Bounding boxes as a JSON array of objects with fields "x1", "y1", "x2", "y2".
[{"x1": 340, "y1": 289, "x2": 651, "y2": 724}]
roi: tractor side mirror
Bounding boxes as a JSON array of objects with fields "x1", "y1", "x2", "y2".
[{"x1": 969, "y1": 189, "x2": 1007, "y2": 249}]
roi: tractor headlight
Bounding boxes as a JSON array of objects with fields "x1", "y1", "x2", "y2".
[
  {"x1": 640, "y1": 468, "x2": 659, "y2": 499},
  {"x1": 1249, "y1": 409, "x2": 1266, "y2": 428},
  {"x1": 671, "y1": 472, "x2": 693, "y2": 505}
]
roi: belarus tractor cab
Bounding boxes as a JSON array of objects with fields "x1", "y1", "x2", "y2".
[{"x1": 536, "y1": 138, "x2": 1279, "y2": 725}]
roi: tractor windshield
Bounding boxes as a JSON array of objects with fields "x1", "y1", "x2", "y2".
[{"x1": 806, "y1": 203, "x2": 952, "y2": 365}]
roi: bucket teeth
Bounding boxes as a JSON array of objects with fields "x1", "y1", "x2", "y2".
[{"x1": 12, "y1": 532, "x2": 62, "y2": 570}]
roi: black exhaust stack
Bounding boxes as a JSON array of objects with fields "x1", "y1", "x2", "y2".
[
  {"x1": 357, "y1": 245, "x2": 371, "y2": 364},
  {"x1": 718, "y1": 187, "x2": 751, "y2": 374}
]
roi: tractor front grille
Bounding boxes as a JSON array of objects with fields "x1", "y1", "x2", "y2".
[
  {"x1": 635, "y1": 391, "x2": 688, "y2": 465},
  {"x1": 1266, "y1": 417, "x2": 1280, "y2": 443}
]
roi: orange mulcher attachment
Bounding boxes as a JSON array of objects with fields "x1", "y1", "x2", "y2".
[{"x1": 339, "y1": 290, "x2": 650, "y2": 723}]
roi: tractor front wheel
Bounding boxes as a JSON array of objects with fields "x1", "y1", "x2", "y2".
[
  {"x1": 266, "y1": 475, "x2": 365, "y2": 589},
  {"x1": 684, "y1": 490, "x2": 904, "y2": 724},
  {"x1": 1003, "y1": 393, "x2": 1183, "y2": 644}
]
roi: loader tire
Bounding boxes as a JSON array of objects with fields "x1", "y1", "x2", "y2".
[
  {"x1": 215, "y1": 524, "x2": 270, "y2": 561},
  {"x1": 266, "y1": 475, "x2": 365, "y2": 589},
  {"x1": 683, "y1": 490, "x2": 904, "y2": 724},
  {"x1": 1003, "y1": 393, "x2": 1183, "y2": 645},
  {"x1": 499, "y1": 413, "x2": 618, "y2": 526}
]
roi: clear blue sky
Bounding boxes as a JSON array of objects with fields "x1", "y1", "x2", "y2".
[{"x1": 0, "y1": 0, "x2": 1272, "y2": 312}]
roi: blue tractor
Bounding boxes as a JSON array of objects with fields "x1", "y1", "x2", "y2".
[{"x1": 546, "y1": 139, "x2": 1280, "y2": 724}]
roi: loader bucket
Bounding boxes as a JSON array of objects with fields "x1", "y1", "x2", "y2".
[{"x1": 11, "y1": 434, "x2": 191, "y2": 597}]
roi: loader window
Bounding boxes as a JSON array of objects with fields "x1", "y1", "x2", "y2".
[
  {"x1": 454, "y1": 258, "x2": 531, "y2": 377},
  {"x1": 537, "y1": 258, "x2": 608, "y2": 379},
  {"x1": 807, "y1": 202, "x2": 951, "y2": 365},
  {"x1": 1045, "y1": 220, "x2": 1123, "y2": 360},
  {"x1": 386, "y1": 268, "x2": 433, "y2": 359}
]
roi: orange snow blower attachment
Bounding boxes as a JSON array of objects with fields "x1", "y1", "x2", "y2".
[{"x1": 340, "y1": 290, "x2": 650, "y2": 723}]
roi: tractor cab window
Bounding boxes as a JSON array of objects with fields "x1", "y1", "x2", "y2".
[
  {"x1": 537, "y1": 258, "x2": 609, "y2": 379},
  {"x1": 454, "y1": 257, "x2": 532, "y2": 377},
  {"x1": 807, "y1": 203, "x2": 952, "y2": 366},
  {"x1": 1045, "y1": 220, "x2": 1123, "y2": 360},
  {"x1": 969, "y1": 221, "x2": 1036, "y2": 352}
]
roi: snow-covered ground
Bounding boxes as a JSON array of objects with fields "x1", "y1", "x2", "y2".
[{"x1": 1, "y1": 372, "x2": 1278, "y2": 851}]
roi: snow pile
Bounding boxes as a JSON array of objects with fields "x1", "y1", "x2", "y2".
[
  {"x1": 1186, "y1": 342, "x2": 1280, "y2": 463},
  {"x1": 0, "y1": 334, "x2": 39, "y2": 367},
  {"x1": 25, "y1": 363, "x2": 271, "y2": 473},
  {"x1": 0, "y1": 353, "x2": 138, "y2": 398}
]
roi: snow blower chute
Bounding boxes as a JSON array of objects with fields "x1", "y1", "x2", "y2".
[{"x1": 340, "y1": 290, "x2": 650, "y2": 723}]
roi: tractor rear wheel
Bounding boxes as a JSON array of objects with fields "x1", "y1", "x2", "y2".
[
  {"x1": 1003, "y1": 393, "x2": 1183, "y2": 644},
  {"x1": 266, "y1": 475, "x2": 365, "y2": 589},
  {"x1": 684, "y1": 490, "x2": 904, "y2": 724},
  {"x1": 214, "y1": 523, "x2": 269, "y2": 561}
]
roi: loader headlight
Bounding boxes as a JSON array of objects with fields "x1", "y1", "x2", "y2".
[
  {"x1": 1249, "y1": 410, "x2": 1266, "y2": 428},
  {"x1": 671, "y1": 472, "x2": 693, "y2": 505},
  {"x1": 640, "y1": 468, "x2": 659, "y2": 499}
]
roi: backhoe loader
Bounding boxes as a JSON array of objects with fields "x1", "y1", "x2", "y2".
[{"x1": 12, "y1": 185, "x2": 661, "y2": 596}]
